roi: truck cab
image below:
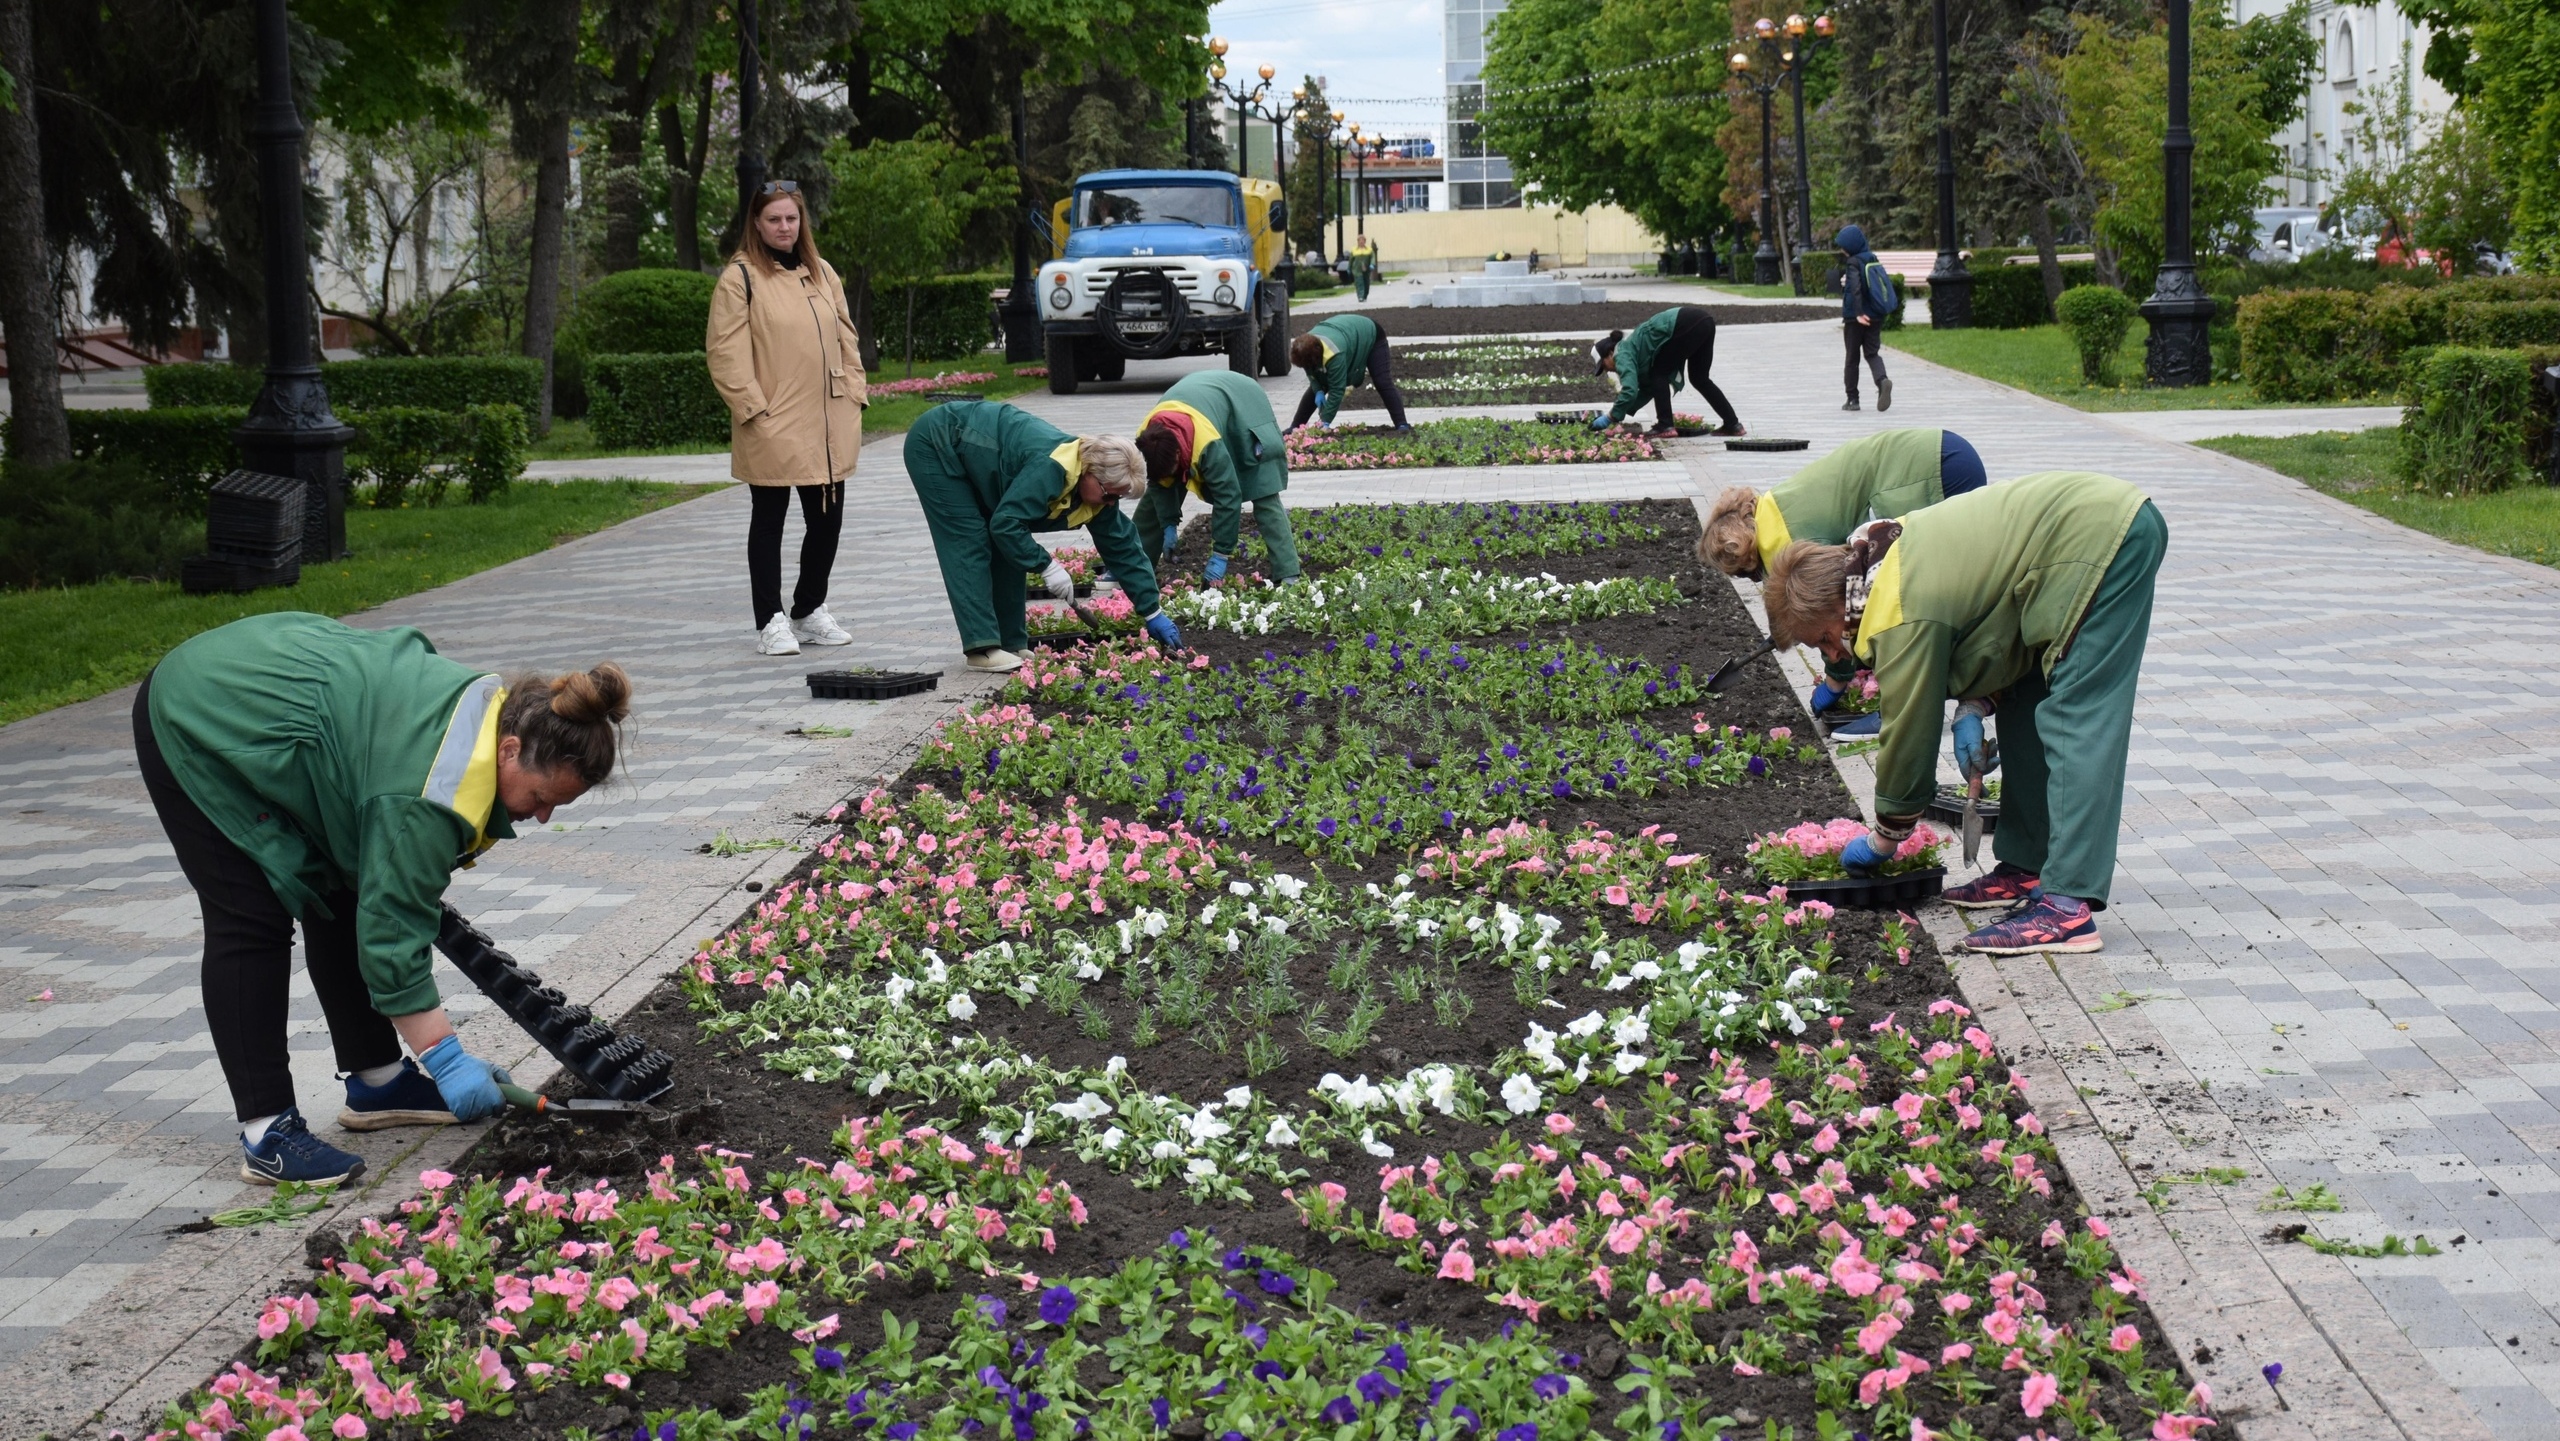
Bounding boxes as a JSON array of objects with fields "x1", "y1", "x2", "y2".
[{"x1": 1038, "y1": 169, "x2": 1293, "y2": 394}]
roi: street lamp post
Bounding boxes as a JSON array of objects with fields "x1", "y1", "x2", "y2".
[
  {"x1": 237, "y1": 0, "x2": 351, "y2": 563},
  {"x1": 1333, "y1": 113, "x2": 1350, "y2": 262},
  {"x1": 1728, "y1": 42, "x2": 1786, "y2": 287},
  {"x1": 1204, "y1": 40, "x2": 1275, "y2": 180},
  {"x1": 1783, "y1": 14, "x2": 1835, "y2": 297},
  {"x1": 2141, "y1": 0, "x2": 2214, "y2": 384},
  {"x1": 735, "y1": 0, "x2": 762, "y2": 222},
  {"x1": 1924, "y1": 0, "x2": 1973, "y2": 327}
]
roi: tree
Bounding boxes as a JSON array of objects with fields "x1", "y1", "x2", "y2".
[
  {"x1": 457, "y1": 0, "x2": 587, "y2": 431},
  {"x1": 820, "y1": 130, "x2": 1011, "y2": 371},
  {"x1": 312, "y1": 120, "x2": 488, "y2": 355},
  {"x1": 1987, "y1": 28, "x2": 2108, "y2": 300},
  {"x1": 1285, "y1": 76, "x2": 1332, "y2": 259},
  {"x1": 595, "y1": 0, "x2": 707, "y2": 273},
  {"x1": 2409, "y1": 110, "x2": 2509, "y2": 263},
  {"x1": 1480, "y1": 0, "x2": 1736, "y2": 247},
  {"x1": 2399, "y1": 0, "x2": 2560, "y2": 269},
  {"x1": 0, "y1": 0, "x2": 66, "y2": 465}
]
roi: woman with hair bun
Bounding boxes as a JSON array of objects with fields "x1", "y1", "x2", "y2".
[{"x1": 136, "y1": 613, "x2": 633, "y2": 1184}]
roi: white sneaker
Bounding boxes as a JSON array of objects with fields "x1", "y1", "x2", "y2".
[
  {"x1": 965, "y1": 648, "x2": 1024, "y2": 673},
  {"x1": 792, "y1": 604, "x2": 853, "y2": 646},
  {"x1": 758, "y1": 614, "x2": 801, "y2": 655}
]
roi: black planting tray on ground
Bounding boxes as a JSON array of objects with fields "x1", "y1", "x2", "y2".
[
  {"x1": 436, "y1": 906, "x2": 675, "y2": 1104},
  {"x1": 807, "y1": 670, "x2": 940, "y2": 700},
  {"x1": 1726, "y1": 437, "x2": 1811, "y2": 452},
  {"x1": 1925, "y1": 788, "x2": 2002, "y2": 832},
  {"x1": 1762, "y1": 867, "x2": 1946, "y2": 909}
]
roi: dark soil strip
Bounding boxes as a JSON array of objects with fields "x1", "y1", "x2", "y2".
[{"x1": 1289, "y1": 300, "x2": 1833, "y2": 340}]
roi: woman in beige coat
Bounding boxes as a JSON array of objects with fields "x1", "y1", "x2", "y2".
[{"x1": 707, "y1": 182, "x2": 869, "y2": 656}]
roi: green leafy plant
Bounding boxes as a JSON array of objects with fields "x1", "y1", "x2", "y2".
[
  {"x1": 2261, "y1": 1181, "x2": 2347, "y2": 1213},
  {"x1": 2057, "y1": 285, "x2": 2142, "y2": 384},
  {"x1": 2399, "y1": 345, "x2": 2533, "y2": 494}
]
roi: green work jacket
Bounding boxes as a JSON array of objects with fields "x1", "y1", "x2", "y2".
[
  {"x1": 1604, "y1": 308, "x2": 1684, "y2": 423},
  {"x1": 1144, "y1": 369, "x2": 1287, "y2": 556},
  {"x1": 148, "y1": 613, "x2": 517, "y2": 1016},
  {"x1": 1853, "y1": 472, "x2": 2149, "y2": 816},
  {"x1": 1306, "y1": 313, "x2": 1382, "y2": 424},
  {"x1": 918, "y1": 401, "x2": 1162, "y2": 616},
  {"x1": 1755, "y1": 428, "x2": 1951, "y2": 574}
]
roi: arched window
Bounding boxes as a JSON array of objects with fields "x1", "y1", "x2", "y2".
[{"x1": 2332, "y1": 19, "x2": 2356, "y2": 83}]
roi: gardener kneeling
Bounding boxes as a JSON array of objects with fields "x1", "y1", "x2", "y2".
[
  {"x1": 906, "y1": 400, "x2": 1181, "y2": 673},
  {"x1": 1760, "y1": 471, "x2": 2167, "y2": 955},
  {"x1": 140, "y1": 613, "x2": 631, "y2": 1184},
  {"x1": 1134, "y1": 368, "x2": 1302, "y2": 586},
  {"x1": 1591, "y1": 306, "x2": 1744, "y2": 440},
  {"x1": 1700, "y1": 426, "x2": 1988, "y2": 725}
]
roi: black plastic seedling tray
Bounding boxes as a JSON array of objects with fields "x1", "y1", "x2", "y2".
[
  {"x1": 1926, "y1": 787, "x2": 2002, "y2": 833},
  {"x1": 1725, "y1": 437, "x2": 1811, "y2": 452},
  {"x1": 436, "y1": 906, "x2": 675, "y2": 1104},
  {"x1": 807, "y1": 669, "x2": 940, "y2": 700},
  {"x1": 1765, "y1": 867, "x2": 1946, "y2": 909}
]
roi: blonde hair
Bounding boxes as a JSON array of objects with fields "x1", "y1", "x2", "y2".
[
  {"x1": 737, "y1": 188, "x2": 825, "y2": 274},
  {"x1": 1700, "y1": 486, "x2": 1762, "y2": 577},
  {"x1": 1079, "y1": 435, "x2": 1147, "y2": 498},
  {"x1": 1761, "y1": 541, "x2": 1851, "y2": 650}
]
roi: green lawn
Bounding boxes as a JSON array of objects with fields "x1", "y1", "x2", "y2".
[
  {"x1": 2197, "y1": 427, "x2": 2560, "y2": 569},
  {"x1": 1887, "y1": 324, "x2": 2371, "y2": 412},
  {"x1": 1683, "y1": 277, "x2": 1807, "y2": 301},
  {"x1": 0, "y1": 479, "x2": 718, "y2": 726},
  {"x1": 532, "y1": 359, "x2": 1050, "y2": 462}
]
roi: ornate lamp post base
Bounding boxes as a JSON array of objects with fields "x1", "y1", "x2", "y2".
[
  {"x1": 2141, "y1": 267, "x2": 2215, "y2": 387},
  {"x1": 1926, "y1": 256, "x2": 1972, "y2": 329},
  {"x1": 1753, "y1": 241, "x2": 1782, "y2": 286},
  {"x1": 236, "y1": 395, "x2": 353, "y2": 565}
]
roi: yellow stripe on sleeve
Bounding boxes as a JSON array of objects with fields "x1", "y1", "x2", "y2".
[
  {"x1": 1754, "y1": 491, "x2": 1793, "y2": 575},
  {"x1": 1853, "y1": 545, "x2": 1905, "y2": 665}
]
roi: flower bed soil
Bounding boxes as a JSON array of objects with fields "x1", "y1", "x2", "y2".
[
  {"x1": 1288, "y1": 301, "x2": 1833, "y2": 341},
  {"x1": 1330, "y1": 341, "x2": 1607, "y2": 412},
  {"x1": 156, "y1": 500, "x2": 2213, "y2": 1441}
]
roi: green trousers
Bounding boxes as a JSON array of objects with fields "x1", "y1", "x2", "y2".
[
  {"x1": 908, "y1": 458, "x2": 1031, "y2": 655},
  {"x1": 1133, "y1": 487, "x2": 1304, "y2": 581},
  {"x1": 1990, "y1": 500, "x2": 2166, "y2": 909}
]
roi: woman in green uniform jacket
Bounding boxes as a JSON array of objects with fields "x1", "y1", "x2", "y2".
[
  {"x1": 137, "y1": 613, "x2": 631, "y2": 1184},
  {"x1": 905, "y1": 400, "x2": 1182, "y2": 672},
  {"x1": 1591, "y1": 306, "x2": 1743, "y2": 438},
  {"x1": 1132, "y1": 368, "x2": 1302, "y2": 585},
  {"x1": 1701, "y1": 426, "x2": 1988, "y2": 723},
  {"x1": 1287, "y1": 313, "x2": 1412, "y2": 431},
  {"x1": 1761, "y1": 472, "x2": 2167, "y2": 956}
]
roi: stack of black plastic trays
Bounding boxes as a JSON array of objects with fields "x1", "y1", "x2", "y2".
[
  {"x1": 182, "y1": 470, "x2": 305, "y2": 594},
  {"x1": 435, "y1": 904, "x2": 677, "y2": 1104}
]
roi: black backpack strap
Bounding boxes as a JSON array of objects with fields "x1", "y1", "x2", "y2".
[{"x1": 736, "y1": 259, "x2": 752, "y2": 304}]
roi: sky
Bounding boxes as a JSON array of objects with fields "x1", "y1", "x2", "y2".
[{"x1": 1201, "y1": 0, "x2": 1448, "y2": 148}]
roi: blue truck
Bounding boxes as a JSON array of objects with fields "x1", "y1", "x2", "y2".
[{"x1": 1038, "y1": 169, "x2": 1293, "y2": 394}]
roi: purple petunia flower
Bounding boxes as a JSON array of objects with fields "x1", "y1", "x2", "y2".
[
  {"x1": 887, "y1": 1427, "x2": 919, "y2": 1441},
  {"x1": 1551, "y1": 780, "x2": 1572, "y2": 797},
  {"x1": 1243, "y1": 1321, "x2": 1268, "y2": 1349},
  {"x1": 1319, "y1": 1396, "x2": 1359, "y2": 1424},
  {"x1": 1356, "y1": 1370, "x2": 1400, "y2": 1404},
  {"x1": 814, "y1": 1346, "x2": 845, "y2": 1371},
  {"x1": 1429, "y1": 1378, "x2": 1455, "y2": 1405},
  {"x1": 1317, "y1": 818, "x2": 1337, "y2": 838},
  {"x1": 1253, "y1": 1360, "x2": 1287, "y2": 1382},
  {"x1": 1383, "y1": 1343, "x2": 1408, "y2": 1372},
  {"x1": 1452, "y1": 1405, "x2": 1482, "y2": 1433},
  {"x1": 1747, "y1": 754, "x2": 1768, "y2": 776},
  {"x1": 1169, "y1": 1229, "x2": 1189, "y2": 1249},
  {"x1": 1038, "y1": 1284, "x2": 1078, "y2": 1327},
  {"x1": 1660, "y1": 1424, "x2": 1681, "y2": 1441},
  {"x1": 976, "y1": 1296, "x2": 1007, "y2": 1327},
  {"x1": 1151, "y1": 1397, "x2": 1171, "y2": 1430},
  {"x1": 1258, "y1": 1267, "x2": 1296, "y2": 1295},
  {"x1": 1531, "y1": 1373, "x2": 1570, "y2": 1400},
  {"x1": 1497, "y1": 1426, "x2": 1539, "y2": 1441},
  {"x1": 1225, "y1": 1246, "x2": 1251, "y2": 1269}
]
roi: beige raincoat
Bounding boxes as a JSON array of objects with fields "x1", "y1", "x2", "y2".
[{"x1": 706, "y1": 255, "x2": 868, "y2": 485}]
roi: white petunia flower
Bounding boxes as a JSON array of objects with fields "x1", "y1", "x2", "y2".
[
  {"x1": 1613, "y1": 1049, "x2": 1648, "y2": 1076},
  {"x1": 1361, "y1": 1128, "x2": 1395, "y2": 1159},
  {"x1": 831, "y1": 1045, "x2": 855, "y2": 1061},
  {"x1": 1265, "y1": 1114, "x2": 1300, "y2": 1146},
  {"x1": 867, "y1": 1072, "x2": 891, "y2": 1096},
  {"x1": 1611, "y1": 1011, "x2": 1651, "y2": 1048},
  {"x1": 1099, "y1": 1127, "x2": 1126, "y2": 1151},
  {"x1": 1502, "y1": 1073, "x2": 1542, "y2": 1115},
  {"x1": 1186, "y1": 1157, "x2": 1219, "y2": 1179},
  {"x1": 883, "y1": 976, "x2": 914, "y2": 1008},
  {"x1": 1567, "y1": 1010, "x2": 1606, "y2": 1039},
  {"x1": 925, "y1": 956, "x2": 949, "y2": 985},
  {"x1": 1050, "y1": 1092, "x2": 1114, "y2": 1122},
  {"x1": 1075, "y1": 959, "x2": 1106, "y2": 981},
  {"x1": 946, "y1": 991, "x2": 978, "y2": 1021},
  {"x1": 1229, "y1": 880, "x2": 1256, "y2": 897},
  {"x1": 1151, "y1": 1139, "x2": 1182, "y2": 1160},
  {"x1": 1186, "y1": 1108, "x2": 1234, "y2": 1143},
  {"x1": 1105, "y1": 1055, "x2": 1128, "y2": 1078},
  {"x1": 1225, "y1": 1085, "x2": 1254, "y2": 1109},
  {"x1": 1630, "y1": 960, "x2": 1663, "y2": 981}
]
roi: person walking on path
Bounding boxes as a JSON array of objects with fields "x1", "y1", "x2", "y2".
[
  {"x1": 1134, "y1": 369, "x2": 1302, "y2": 586},
  {"x1": 1289, "y1": 313, "x2": 1412, "y2": 431},
  {"x1": 1701, "y1": 426, "x2": 1988, "y2": 726},
  {"x1": 906, "y1": 401, "x2": 1183, "y2": 672},
  {"x1": 1760, "y1": 472, "x2": 2166, "y2": 956},
  {"x1": 1589, "y1": 306, "x2": 1744, "y2": 440},
  {"x1": 1348, "y1": 233, "x2": 1379, "y2": 302},
  {"x1": 1835, "y1": 224, "x2": 1895, "y2": 412},
  {"x1": 136, "y1": 613, "x2": 631, "y2": 1185},
  {"x1": 708, "y1": 180, "x2": 868, "y2": 658}
]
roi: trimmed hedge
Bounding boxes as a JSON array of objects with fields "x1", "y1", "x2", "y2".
[
  {"x1": 2400, "y1": 346, "x2": 2534, "y2": 494},
  {"x1": 2447, "y1": 301, "x2": 2560, "y2": 350},
  {"x1": 587, "y1": 352, "x2": 731, "y2": 449},
  {"x1": 2238, "y1": 278, "x2": 2560, "y2": 402},
  {"x1": 867, "y1": 273, "x2": 1001, "y2": 365},
  {"x1": 1970, "y1": 265, "x2": 2052, "y2": 330},
  {"x1": 15, "y1": 404, "x2": 527, "y2": 514},
  {"x1": 568, "y1": 268, "x2": 717, "y2": 356},
  {"x1": 2056, "y1": 285, "x2": 2139, "y2": 385},
  {"x1": 144, "y1": 357, "x2": 543, "y2": 425}
]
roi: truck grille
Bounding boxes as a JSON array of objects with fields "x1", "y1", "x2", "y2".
[{"x1": 1083, "y1": 266, "x2": 1201, "y2": 298}]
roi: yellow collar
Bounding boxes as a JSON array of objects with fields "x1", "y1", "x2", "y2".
[
  {"x1": 423, "y1": 676, "x2": 509, "y2": 859},
  {"x1": 1146, "y1": 401, "x2": 1224, "y2": 499},
  {"x1": 1754, "y1": 491, "x2": 1792, "y2": 576},
  {"x1": 1852, "y1": 545, "x2": 1907, "y2": 663},
  {"x1": 1047, "y1": 439, "x2": 1108, "y2": 526}
]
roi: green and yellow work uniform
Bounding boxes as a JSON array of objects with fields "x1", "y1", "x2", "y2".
[
  {"x1": 905, "y1": 401, "x2": 1163, "y2": 655},
  {"x1": 140, "y1": 612, "x2": 516, "y2": 1119},
  {"x1": 1134, "y1": 369, "x2": 1301, "y2": 581},
  {"x1": 1600, "y1": 306, "x2": 1741, "y2": 432},
  {"x1": 1759, "y1": 427, "x2": 1983, "y2": 689},
  {"x1": 1349, "y1": 239, "x2": 1378, "y2": 301},
  {"x1": 1289, "y1": 313, "x2": 1409, "y2": 429},
  {"x1": 1854, "y1": 472, "x2": 2166, "y2": 907}
]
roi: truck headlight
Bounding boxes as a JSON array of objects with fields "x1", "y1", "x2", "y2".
[
  {"x1": 1048, "y1": 286, "x2": 1072, "y2": 311},
  {"x1": 1213, "y1": 283, "x2": 1237, "y2": 306}
]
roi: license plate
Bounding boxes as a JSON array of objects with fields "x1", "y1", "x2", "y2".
[{"x1": 1123, "y1": 321, "x2": 1167, "y2": 334}]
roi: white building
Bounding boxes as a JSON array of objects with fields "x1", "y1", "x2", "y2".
[
  {"x1": 1443, "y1": 0, "x2": 1519, "y2": 209},
  {"x1": 2233, "y1": 0, "x2": 2454, "y2": 207}
]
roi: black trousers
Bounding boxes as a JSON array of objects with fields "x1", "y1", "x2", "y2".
[
  {"x1": 1650, "y1": 307, "x2": 1741, "y2": 430},
  {"x1": 1290, "y1": 332, "x2": 1411, "y2": 429},
  {"x1": 1844, "y1": 318, "x2": 1888, "y2": 399},
  {"x1": 135, "y1": 677, "x2": 401, "y2": 1122},
  {"x1": 748, "y1": 481, "x2": 846, "y2": 629}
]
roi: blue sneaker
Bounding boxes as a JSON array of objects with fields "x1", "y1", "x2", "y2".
[
  {"x1": 241, "y1": 1107, "x2": 367, "y2": 1187},
  {"x1": 338, "y1": 1058, "x2": 457, "y2": 1132}
]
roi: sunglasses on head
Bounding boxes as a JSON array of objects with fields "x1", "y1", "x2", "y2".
[{"x1": 758, "y1": 180, "x2": 801, "y2": 196}]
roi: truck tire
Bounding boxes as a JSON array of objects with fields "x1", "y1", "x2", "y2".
[
  {"x1": 1260, "y1": 291, "x2": 1293, "y2": 376},
  {"x1": 1226, "y1": 313, "x2": 1258, "y2": 376},
  {"x1": 1046, "y1": 333, "x2": 1080, "y2": 395},
  {"x1": 1095, "y1": 352, "x2": 1127, "y2": 383}
]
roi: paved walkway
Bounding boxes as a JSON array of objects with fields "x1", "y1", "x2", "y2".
[{"x1": 3, "y1": 319, "x2": 2549, "y2": 1438}]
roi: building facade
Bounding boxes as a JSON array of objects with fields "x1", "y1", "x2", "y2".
[
  {"x1": 2233, "y1": 0, "x2": 2453, "y2": 208},
  {"x1": 1444, "y1": 0, "x2": 1519, "y2": 209}
]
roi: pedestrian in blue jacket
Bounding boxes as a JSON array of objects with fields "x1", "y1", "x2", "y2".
[{"x1": 1836, "y1": 224, "x2": 1895, "y2": 412}]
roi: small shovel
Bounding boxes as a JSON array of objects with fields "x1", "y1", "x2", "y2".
[
  {"x1": 1960, "y1": 739, "x2": 2002, "y2": 867},
  {"x1": 501, "y1": 1082, "x2": 657, "y2": 1117},
  {"x1": 1702, "y1": 637, "x2": 1775, "y2": 694}
]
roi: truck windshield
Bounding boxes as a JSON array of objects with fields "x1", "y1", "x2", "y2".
[{"x1": 1076, "y1": 186, "x2": 1235, "y2": 228}]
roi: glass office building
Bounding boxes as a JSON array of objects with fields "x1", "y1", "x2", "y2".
[{"x1": 1444, "y1": 0, "x2": 1519, "y2": 208}]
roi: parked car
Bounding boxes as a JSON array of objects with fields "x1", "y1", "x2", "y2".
[{"x1": 2249, "y1": 207, "x2": 2327, "y2": 263}]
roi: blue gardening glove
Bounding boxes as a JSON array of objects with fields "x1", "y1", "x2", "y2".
[
  {"x1": 1589, "y1": 411, "x2": 1613, "y2": 432},
  {"x1": 1839, "y1": 833, "x2": 1889, "y2": 877},
  {"x1": 1952, "y1": 709, "x2": 1988, "y2": 779},
  {"x1": 418, "y1": 1033, "x2": 505, "y2": 1121},
  {"x1": 1811, "y1": 680, "x2": 1844, "y2": 713},
  {"x1": 1162, "y1": 524, "x2": 1180, "y2": 554},
  {"x1": 1144, "y1": 612, "x2": 1184, "y2": 650},
  {"x1": 1205, "y1": 552, "x2": 1229, "y2": 583}
]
